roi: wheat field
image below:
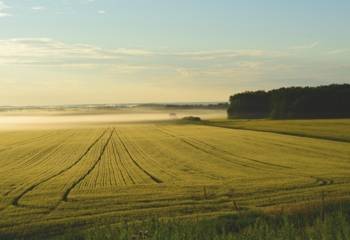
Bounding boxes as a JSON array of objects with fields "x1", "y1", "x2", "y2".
[{"x1": 0, "y1": 122, "x2": 349, "y2": 237}]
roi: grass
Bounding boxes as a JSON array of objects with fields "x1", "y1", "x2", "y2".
[
  {"x1": 0, "y1": 119, "x2": 349, "y2": 238},
  {"x1": 43, "y1": 202, "x2": 350, "y2": 239}
]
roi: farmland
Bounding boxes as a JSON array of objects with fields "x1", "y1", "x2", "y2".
[
  {"x1": 205, "y1": 119, "x2": 350, "y2": 142},
  {"x1": 0, "y1": 117, "x2": 350, "y2": 238}
]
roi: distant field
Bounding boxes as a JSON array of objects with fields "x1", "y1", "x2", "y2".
[
  {"x1": 0, "y1": 120, "x2": 349, "y2": 238},
  {"x1": 205, "y1": 119, "x2": 350, "y2": 142}
]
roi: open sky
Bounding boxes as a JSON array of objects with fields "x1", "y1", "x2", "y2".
[{"x1": 0, "y1": 0, "x2": 349, "y2": 106}]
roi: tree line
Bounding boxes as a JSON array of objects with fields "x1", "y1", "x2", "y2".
[{"x1": 227, "y1": 84, "x2": 350, "y2": 119}]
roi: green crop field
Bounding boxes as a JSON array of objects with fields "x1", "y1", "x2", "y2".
[{"x1": 0, "y1": 120, "x2": 350, "y2": 238}]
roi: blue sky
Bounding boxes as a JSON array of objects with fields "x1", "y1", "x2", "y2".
[{"x1": 0, "y1": 0, "x2": 349, "y2": 105}]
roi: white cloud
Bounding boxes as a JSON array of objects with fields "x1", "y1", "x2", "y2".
[
  {"x1": 0, "y1": 1, "x2": 11, "y2": 17},
  {"x1": 98, "y1": 10, "x2": 105, "y2": 14},
  {"x1": 0, "y1": 38, "x2": 279, "y2": 66},
  {"x1": 175, "y1": 61, "x2": 264, "y2": 79},
  {"x1": 171, "y1": 49, "x2": 283, "y2": 60},
  {"x1": 290, "y1": 42, "x2": 319, "y2": 50},
  {"x1": 112, "y1": 48, "x2": 152, "y2": 56},
  {"x1": 327, "y1": 49, "x2": 349, "y2": 55},
  {"x1": 110, "y1": 64, "x2": 149, "y2": 74},
  {"x1": 0, "y1": 37, "x2": 292, "y2": 81},
  {"x1": 0, "y1": 38, "x2": 154, "y2": 65},
  {"x1": 32, "y1": 6, "x2": 46, "y2": 11}
]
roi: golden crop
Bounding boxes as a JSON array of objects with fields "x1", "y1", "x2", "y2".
[{"x1": 0, "y1": 122, "x2": 349, "y2": 236}]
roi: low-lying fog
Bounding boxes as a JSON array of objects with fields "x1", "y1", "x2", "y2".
[
  {"x1": 0, "y1": 114, "x2": 173, "y2": 124},
  {"x1": 0, "y1": 110, "x2": 225, "y2": 129}
]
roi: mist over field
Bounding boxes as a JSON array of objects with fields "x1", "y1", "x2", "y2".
[
  {"x1": 0, "y1": 108, "x2": 226, "y2": 129},
  {"x1": 0, "y1": 112, "x2": 217, "y2": 125}
]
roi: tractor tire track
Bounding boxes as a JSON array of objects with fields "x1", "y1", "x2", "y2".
[
  {"x1": 186, "y1": 138, "x2": 335, "y2": 187},
  {"x1": 111, "y1": 137, "x2": 135, "y2": 185},
  {"x1": 11, "y1": 129, "x2": 109, "y2": 207},
  {"x1": 187, "y1": 139, "x2": 261, "y2": 170},
  {"x1": 0, "y1": 131, "x2": 61, "y2": 155},
  {"x1": 61, "y1": 129, "x2": 114, "y2": 202},
  {"x1": 121, "y1": 132, "x2": 178, "y2": 181},
  {"x1": 3, "y1": 144, "x2": 60, "y2": 174},
  {"x1": 115, "y1": 130, "x2": 162, "y2": 184},
  {"x1": 156, "y1": 127, "x2": 335, "y2": 187},
  {"x1": 18, "y1": 132, "x2": 78, "y2": 171},
  {"x1": 157, "y1": 126, "x2": 290, "y2": 170},
  {"x1": 111, "y1": 138, "x2": 128, "y2": 185},
  {"x1": 0, "y1": 131, "x2": 75, "y2": 174},
  {"x1": 7, "y1": 136, "x2": 74, "y2": 206},
  {"x1": 187, "y1": 136, "x2": 292, "y2": 170},
  {"x1": 156, "y1": 127, "x2": 259, "y2": 170}
]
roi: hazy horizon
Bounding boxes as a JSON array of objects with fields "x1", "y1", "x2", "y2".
[
  {"x1": 0, "y1": 100, "x2": 228, "y2": 108},
  {"x1": 1, "y1": 0, "x2": 350, "y2": 105}
]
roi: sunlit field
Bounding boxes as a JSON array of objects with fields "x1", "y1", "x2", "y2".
[
  {"x1": 2, "y1": 0, "x2": 350, "y2": 238},
  {"x1": 205, "y1": 119, "x2": 350, "y2": 142},
  {"x1": 0, "y1": 112, "x2": 349, "y2": 238}
]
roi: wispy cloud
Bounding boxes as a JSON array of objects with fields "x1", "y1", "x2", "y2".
[
  {"x1": 175, "y1": 61, "x2": 265, "y2": 78},
  {"x1": 290, "y1": 42, "x2": 319, "y2": 50},
  {"x1": 32, "y1": 6, "x2": 46, "y2": 11},
  {"x1": 0, "y1": 38, "x2": 284, "y2": 66},
  {"x1": 0, "y1": 1, "x2": 11, "y2": 17},
  {"x1": 327, "y1": 49, "x2": 349, "y2": 55},
  {"x1": 0, "y1": 38, "x2": 153, "y2": 65},
  {"x1": 171, "y1": 49, "x2": 284, "y2": 60},
  {"x1": 98, "y1": 10, "x2": 106, "y2": 14},
  {"x1": 0, "y1": 38, "x2": 304, "y2": 82}
]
